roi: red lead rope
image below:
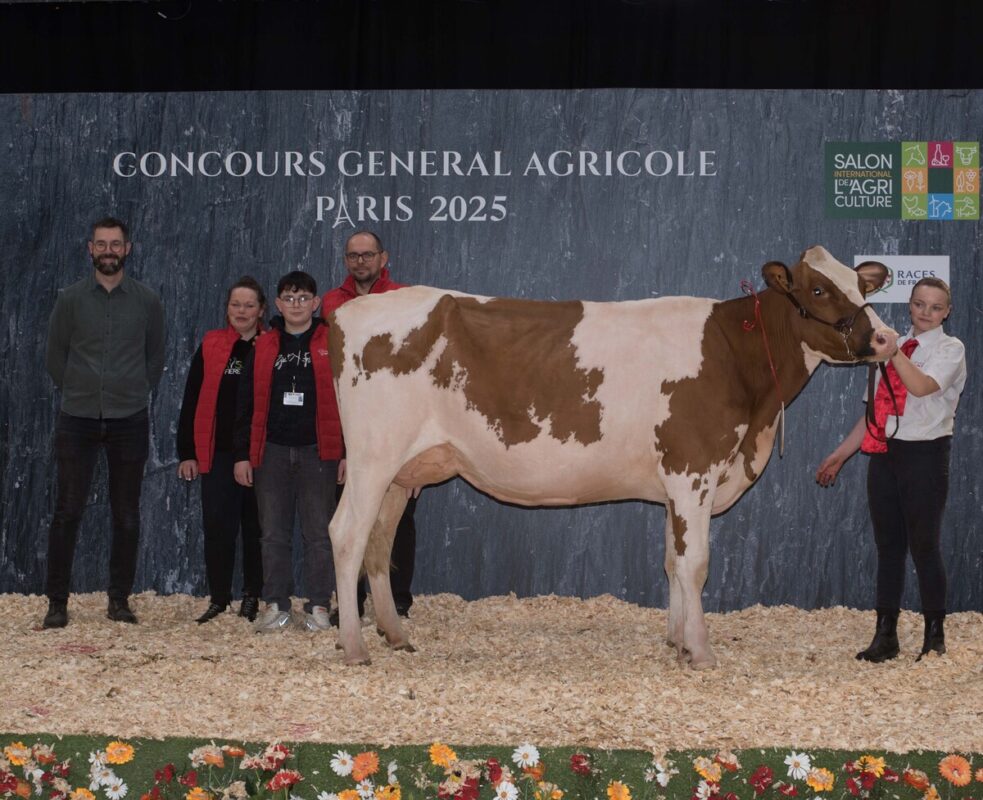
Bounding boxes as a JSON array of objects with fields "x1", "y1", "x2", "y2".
[{"x1": 740, "y1": 280, "x2": 786, "y2": 456}]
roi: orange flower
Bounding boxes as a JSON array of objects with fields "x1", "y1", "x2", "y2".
[
  {"x1": 923, "y1": 785, "x2": 940, "y2": 800},
  {"x1": 338, "y1": 790, "x2": 360, "y2": 800},
  {"x1": 202, "y1": 752, "x2": 224, "y2": 768},
  {"x1": 976, "y1": 767, "x2": 983, "y2": 783},
  {"x1": 903, "y1": 769, "x2": 930, "y2": 791},
  {"x1": 693, "y1": 757, "x2": 721, "y2": 783},
  {"x1": 222, "y1": 746, "x2": 246, "y2": 758},
  {"x1": 186, "y1": 788, "x2": 211, "y2": 800},
  {"x1": 523, "y1": 763, "x2": 545, "y2": 782},
  {"x1": 806, "y1": 768, "x2": 834, "y2": 792},
  {"x1": 606, "y1": 781, "x2": 631, "y2": 800},
  {"x1": 429, "y1": 744, "x2": 457, "y2": 768},
  {"x1": 105, "y1": 741, "x2": 135, "y2": 765},
  {"x1": 14, "y1": 780, "x2": 31, "y2": 799},
  {"x1": 70, "y1": 790, "x2": 96, "y2": 800},
  {"x1": 856, "y1": 755, "x2": 885, "y2": 777},
  {"x1": 939, "y1": 755, "x2": 972, "y2": 787},
  {"x1": 375, "y1": 786, "x2": 401, "y2": 800},
  {"x1": 3, "y1": 743, "x2": 30, "y2": 767},
  {"x1": 352, "y1": 751, "x2": 379, "y2": 782}
]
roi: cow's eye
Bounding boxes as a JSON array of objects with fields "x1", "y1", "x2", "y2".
[{"x1": 812, "y1": 286, "x2": 824, "y2": 296}]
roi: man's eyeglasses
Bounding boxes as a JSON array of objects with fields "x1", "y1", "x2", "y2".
[
  {"x1": 279, "y1": 295, "x2": 314, "y2": 307},
  {"x1": 92, "y1": 240, "x2": 127, "y2": 252},
  {"x1": 345, "y1": 251, "x2": 381, "y2": 263}
]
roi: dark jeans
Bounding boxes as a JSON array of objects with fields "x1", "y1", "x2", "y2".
[
  {"x1": 45, "y1": 409, "x2": 149, "y2": 603},
  {"x1": 202, "y1": 450, "x2": 263, "y2": 606},
  {"x1": 867, "y1": 436, "x2": 950, "y2": 614},
  {"x1": 253, "y1": 442, "x2": 337, "y2": 611},
  {"x1": 335, "y1": 483, "x2": 417, "y2": 610}
]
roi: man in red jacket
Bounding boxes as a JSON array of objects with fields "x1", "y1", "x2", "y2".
[{"x1": 323, "y1": 230, "x2": 418, "y2": 622}]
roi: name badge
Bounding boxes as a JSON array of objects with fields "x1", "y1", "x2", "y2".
[{"x1": 283, "y1": 391, "x2": 305, "y2": 406}]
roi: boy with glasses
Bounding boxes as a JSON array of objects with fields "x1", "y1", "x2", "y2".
[{"x1": 233, "y1": 271, "x2": 340, "y2": 633}]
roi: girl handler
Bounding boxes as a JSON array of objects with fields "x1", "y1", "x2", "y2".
[
  {"x1": 177, "y1": 277, "x2": 266, "y2": 623},
  {"x1": 817, "y1": 277, "x2": 966, "y2": 662}
]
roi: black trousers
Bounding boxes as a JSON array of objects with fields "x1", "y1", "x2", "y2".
[
  {"x1": 866, "y1": 436, "x2": 950, "y2": 614},
  {"x1": 335, "y1": 483, "x2": 417, "y2": 609},
  {"x1": 201, "y1": 450, "x2": 263, "y2": 606},
  {"x1": 46, "y1": 410, "x2": 149, "y2": 603}
]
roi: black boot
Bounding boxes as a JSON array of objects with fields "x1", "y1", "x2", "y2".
[
  {"x1": 856, "y1": 608, "x2": 900, "y2": 662},
  {"x1": 916, "y1": 613, "x2": 946, "y2": 661},
  {"x1": 43, "y1": 600, "x2": 68, "y2": 629},
  {"x1": 107, "y1": 597, "x2": 138, "y2": 624}
]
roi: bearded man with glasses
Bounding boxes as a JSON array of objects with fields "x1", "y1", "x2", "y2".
[
  {"x1": 42, "y1": 217, "x2": 165, "y2": 628},
  {"x1": 322, "y1": 230, "x2": 419, "y2": 624}
]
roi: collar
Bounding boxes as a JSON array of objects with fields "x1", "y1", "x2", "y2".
[
  {"x1": 340, "y1": 266, "x2": 392, "y2": 298},
  {"x1": 87, "y1": 272, "x2": 130, "y2": 293},
  {"x1": 904, "y1": 325, "x2": 946, "y2": 348}
]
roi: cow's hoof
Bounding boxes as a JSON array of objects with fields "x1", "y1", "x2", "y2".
[
  {"x1": 343, "y1": 654, "x2": 372, "y2": 666},
  {"x1": 689, "y1": 652, "x2": 717, "y2": 670},
  {"x1": 390, "y1": 642, "x2": 416, "y2": 653}
]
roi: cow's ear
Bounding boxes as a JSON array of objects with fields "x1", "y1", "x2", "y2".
[
  {"x1": 762, "y1": 261, "x2": 792, "y2": 294},
  {"x1": 855, "y1": 260, "x2": 889, "y2": 296}
]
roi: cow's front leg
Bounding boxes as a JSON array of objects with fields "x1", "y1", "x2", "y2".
[
  {"x1": 364, "y1": 483, "x2": 414, "y2": 652},
  {"x1": 330, "y1": 478, "x2": 389, "y2": 665},
  {"x1": 663, "y1": 488, "x2": 716, "y2": 669}
]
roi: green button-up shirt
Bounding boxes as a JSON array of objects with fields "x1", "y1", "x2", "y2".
[{"x1": 46, "y1": 273, "x2": 166, "y2": 419}]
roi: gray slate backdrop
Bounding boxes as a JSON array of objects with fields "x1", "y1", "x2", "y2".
[{"x1": 1, "y1": 89, "x2": 980, "y2": 612}]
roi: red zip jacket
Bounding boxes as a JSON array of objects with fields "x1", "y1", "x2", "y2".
[
  {"x1": 248, "y1": 321, "x2": 342, "y2": 466},
  {"x1": 192, "y1": 325, "x2": 241, "y2": 473},
  {"x1": 321, "y1": 267, "x2": 405, "y2": 316}
]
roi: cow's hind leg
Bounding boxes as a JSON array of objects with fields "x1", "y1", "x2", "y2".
[
  {"x1": 364, "y1": 483, "x2": 414, "y2": 652},
  {"x1": 329, "y1": 476, "x2": 390, "y2": 665},
  {"x1": 663, "y1": 513, "x2": 685, "y2": 653},
  {"x1": 664, "y1": 492, "x2": 716, "y2": 669}
]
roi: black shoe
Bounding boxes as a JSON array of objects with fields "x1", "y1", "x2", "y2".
[
  {"x1": 196, "y1": 602, "x2": 228, "y2": 624},
  {"x1": 238, "y1": 596, "x2": 260, "y2": 622},
  {"x1": 395, "y1": 602, "x2": 411, "y2": 618},
  {"x1": 43, "y1": 600, "x2": 68, "y2": 629},
  {"x1": 107, "y1": 597, "x2": 138, "y2": 624},
  {"x1": 856, "y1": 608, "x2": 899, "y2": 662},
  {"x1": 916, "y1": 614, "x2": 946, "y2": 661}
]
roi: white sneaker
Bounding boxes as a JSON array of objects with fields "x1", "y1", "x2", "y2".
[
  {"x1": 304, "y1": 605, "x2": 332, "y2": 631},
  {"x1": 253, "y1": 603, "x2": 291, "y2": 633}
]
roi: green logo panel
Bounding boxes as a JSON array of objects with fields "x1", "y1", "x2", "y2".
[{"x1": 825, "y1": 142, "x2": 901, "y2": 219}]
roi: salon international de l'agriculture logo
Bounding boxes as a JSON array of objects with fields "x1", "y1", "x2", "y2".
[{"x1": 825, "y1": 141, "x2": 979, "y2": 220}]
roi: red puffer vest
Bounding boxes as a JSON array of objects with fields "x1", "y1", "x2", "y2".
[
  {"x1": 192, "y1": 325, "x2": 241, "y2": 474},
  {"x1": 248, "y1": 321, "x2": 342, "y2": 466}
]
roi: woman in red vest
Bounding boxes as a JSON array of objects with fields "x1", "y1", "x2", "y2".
[
  {"x1": 177, "y1": 276, "x2": 267, "y2": 623},
  {"x1": 817, "y1": 277, "x2": 966, "y2": 662}
]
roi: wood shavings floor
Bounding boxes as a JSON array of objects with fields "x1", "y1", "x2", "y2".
[{"x1": 3, "y1": 592, "x2": 981, "y2": 753}]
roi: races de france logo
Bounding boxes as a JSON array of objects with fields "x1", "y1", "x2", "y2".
[{"x1": 825, "y1": 141, "x2": 979, "y2": 220}]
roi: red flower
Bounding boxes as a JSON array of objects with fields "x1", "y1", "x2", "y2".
[
  {"x1": 179, "y1": 770, "x2": 198, "y2": 788},
  {"x1": 570, "y1": 754, "x2": 591, "y2": 777},
  {"x1": 269, "y1": 745, "x2": 290, "y2": 768},
  {"x1": 266, "y1": 770, "x2": 303, "y2": 791},
  {"x1": 722, "y1": 794, "x2": 739, "y2": 800},
  {"x1": 155, "y1": 765, "x2": 175, "y2": 784},
  {"x1": 777, "y1": 782, "x2": 798, "y2": 796},
  {"x1": 1, "y1": 773, "x2": 19, "y2": 794},
  {"x1": 859, "y1": 772, "x2": 876, "y2": 790},
  {"x1": 846, "y1": 777, "x2": 859, "y2": 796},
  {"x1": 843, "y1": 761, "x2": 857, "y2": 774},
  {"x1": 458, "y1": 777, "x2": 479, "y2": 800},
  {"x1": 486, "y1": 759, "x2": 502, "y2": 784},
  {"x1": 750, "y1": 766, "x2": 773, "y2": 796},
  {"x1": 882, "y1": 768, "x2": 898, "y2": 783}
]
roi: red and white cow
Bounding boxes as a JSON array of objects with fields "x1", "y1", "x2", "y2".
[{"x1": 326, "y1": 246, "x2": 896, "y2": 668}]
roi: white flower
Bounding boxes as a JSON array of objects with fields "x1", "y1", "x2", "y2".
[
  {"x1": 93, "y1": 767, "x2": 118, "y2": 788},
  {"x1": 317, "y1": 793, "x2": 338, "y2": 800},
  {"x1": 653, "y1": 760, "x2": 677, "y2": 788},
  {"x1": 105, "y1": 782, "x2": 128, "y2": 800},
  {"x1": 495, "y1": 781, "x2": 518, "y2": 800},
  {"x1": 387, "y1": 761, "x2": 398, "y2": 786},
  {"x1": 694, "y1": 780, "x2": 712, "y2": 800},
  {"x1": 784, "y1": 752, "x2": 811, "y2": 781},
  {"x1": 511, "y1": 744, "x2": 539, "y2": 769},
  {"x1": 88, "y1": 752, "x2": 106, "y2": 768},
  {"x1": 643, "y1": 769, "x2": 657, "y2": 784},
  {"x1": 330, "y1": 751, "x2": 353, "y2": 777},
  {"x1": 290, "y1": 794, "x2": 305, "y2": 800},
  {"x1": 355, "y1": 781, "x2": 374, "y2": 800}
]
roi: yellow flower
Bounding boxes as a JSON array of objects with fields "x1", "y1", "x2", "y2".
[
  {"x1": 939, "y1": 755, "x2": 972, "y2": 787},
  {"x1": 186, "y1": 788, "x2": 211, "y2": 800},
  {"x1": 806, "y1": 768, "x2": 834, "y2": 792},
  {"x1": 70, "y1": 790, "x2": 96, "y2": 800},
  {"x1": 856, "y1": 755, "x2": 885, "y2": 777},
  {"x1": 375, "y1": 785, "x2": 401, "y2": 800},
  {"x1": 105, "y1": 742, "x2": 135, "y2": 766},
  {"x1": 923, "y1": 785, "x2": 940, "y2": 800},
  {"x1": 429, "y1": 743, "x2": 457, "y2": 768},
  {"x1": 693, "y1": 758, "x2": 721, "y2": 783},
  {"x1": 338, "y1": 790, "x2": 361, "y2": 800},
  {"x1": 3, "y1": 742, "x2": 30, "y2": 767},
  {"x1": 607, "y1": 781, "x2": 631, "y2": 800}
]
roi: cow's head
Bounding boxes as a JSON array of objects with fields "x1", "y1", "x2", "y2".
[{"x1": 762, "y1": 246, "x2": 895, "y2": 364}]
